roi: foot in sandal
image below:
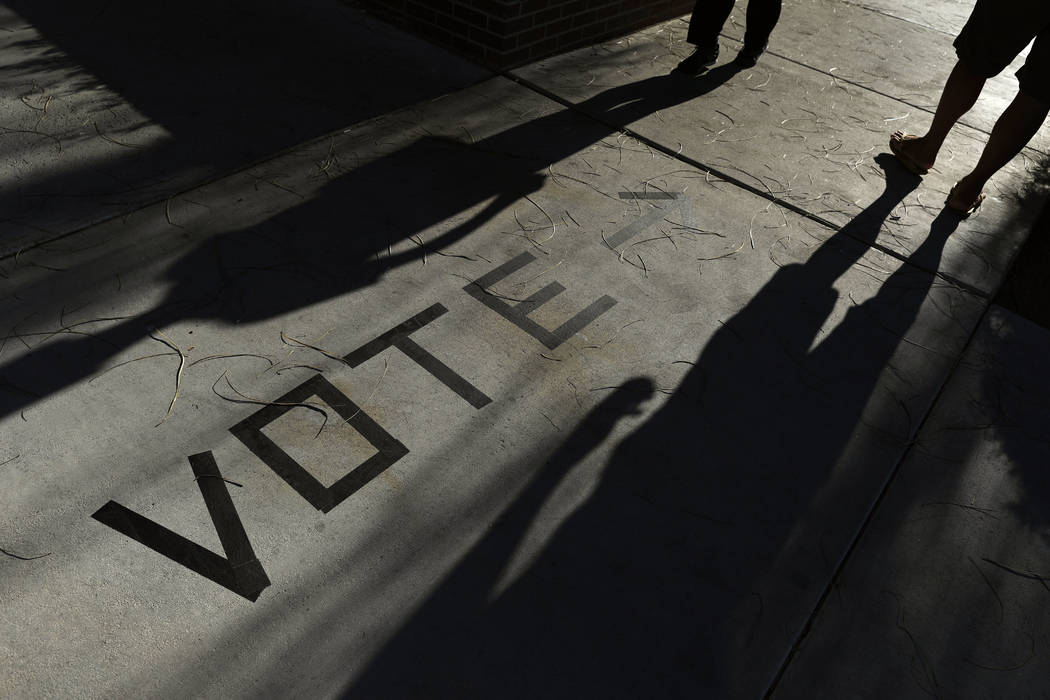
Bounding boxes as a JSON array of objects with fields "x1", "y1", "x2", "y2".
[
  {"x1": 946, "y1": 177, "x2": 986, "y2": 217},
  {"x1": 889, "y1": 131, "x2": 937, "y2": 175}
]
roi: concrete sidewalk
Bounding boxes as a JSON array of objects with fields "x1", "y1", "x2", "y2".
[{"x1": 2, "y1": 1, "x2": 1049, "y2": 698}]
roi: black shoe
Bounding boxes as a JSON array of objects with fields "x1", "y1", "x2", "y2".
[
  {"x1": 673, "y1": 44, "x2": 719, "y2": 76},
  {"x1": 734, "y1": 43, "x2": 767, "y2": 68}
]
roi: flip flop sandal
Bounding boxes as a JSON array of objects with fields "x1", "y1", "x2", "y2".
[
  {"x1": 889, "y1": 131, "x2": 930, "y2": 175},
  {"x1": 946, "y1": 184, "x2": 985, "y2": 218}
]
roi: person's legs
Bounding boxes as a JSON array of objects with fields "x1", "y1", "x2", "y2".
[
  {"x1": 951, "y1": 29, "x2": 1050, "y2": 209},
  {"x1": 891, "y1": 60, "x2": 987, "y2": 172},
  {"x1": 676, "y1": 0, "x2": 735, "y2": 75},
  {"x1": 950, "y1": 90, "x2": 1050, "y2": 207},
  {"x1": 742, "y1": 0, "x2": 782, "y2": 51},
  {"x1": 889, "y1": 0, "x2": 1039, "y2": 174},
  {"x1": 686, "y1": 0, "x2": 736, "y2": 48}
]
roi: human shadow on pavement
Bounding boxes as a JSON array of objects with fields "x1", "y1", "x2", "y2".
[
  {"x1": 0, "y1": 68, "x2": 743, "y2": 420},
  {"x1": 341, "y1": 156, "x2": 966, "y2": 698},
  {"x1": 1, "y1": 0, "x2": 485, "y2": 242}
]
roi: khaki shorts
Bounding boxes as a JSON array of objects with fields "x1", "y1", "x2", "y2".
[{"x1": 954, "y1": 0, "x2": 1050, "y2": 103}]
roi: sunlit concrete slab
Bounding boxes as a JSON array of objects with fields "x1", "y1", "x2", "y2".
[
  {"x1": 0, "y1": 0, "x2": 489, "y2": 256},
  {"x1": 1, "y1": 70, "x2": 990, "y2": 697},
  {"x1": 512, "y1": 11, "x2": 1049, "y2": 297},
  {"x1": 842, "y1": 0, "x2": 974, "y2": 35},
  {"x1": 713, "y1": 0, "x2": 1049, "y2": 151},
  {"x1": 772, "y1": 305, "x2": 1050, "y2": 699}
]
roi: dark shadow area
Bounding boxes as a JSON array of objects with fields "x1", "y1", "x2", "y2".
[
  {"x1": 0, "y1": 68, "x2": 742, "y2": 420},
  {"x1": 0, "y1": 0, "x2": 486, "y2": 245},
  {"x1": 340, "y1": 156, "x2": 965, "y2": 697},
  {"x1": 767, "y1": 227, "x2": 1050, "y2": 699},
  {"x1": 994, "y1": 153, "x2": 1050, "y2": 330},
  {"x1": 986, "y1": 318, "x2": 1050, "y2": 542}
]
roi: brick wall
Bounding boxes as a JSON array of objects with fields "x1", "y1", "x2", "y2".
[{"x1": 353, "y1": 0, "x2": 695, "y2": 70}]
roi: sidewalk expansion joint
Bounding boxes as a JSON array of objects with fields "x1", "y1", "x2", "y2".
[
  {"x1": 502, "y1": 70, "x2": 991, "y2": 301},
  {"x1": 836, "y1": 0, "x2": 957, "y2": 38}
]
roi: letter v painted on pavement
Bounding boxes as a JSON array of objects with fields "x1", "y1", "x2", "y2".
[{"x1": 92, "y1": 451, "x2": 270, "y2": 601}]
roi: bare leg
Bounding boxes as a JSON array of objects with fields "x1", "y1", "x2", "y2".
[
  {"x1": 894, "y1": 60, "x2": 986, "y2": 170},
  {"x1": 952, "y1": 89, "x2": 1050, "y2": 205}
]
